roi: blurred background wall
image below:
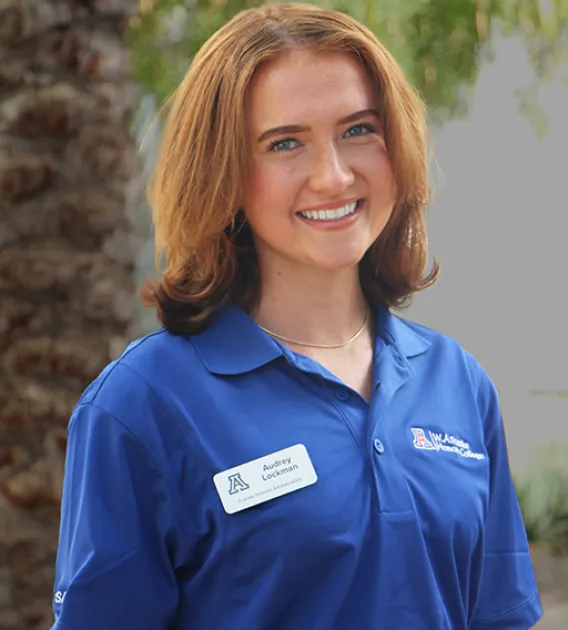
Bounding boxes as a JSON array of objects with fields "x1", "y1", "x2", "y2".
[{"x1": 407, "y1": 30, "x2": 568, "y2": 474}]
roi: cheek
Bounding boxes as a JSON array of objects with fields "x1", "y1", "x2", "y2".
[
  {"x1": 370, "y1": 154, "x2": 397, "y2": 204},
  {"x1": 348, "y1": 143, "x2": 395, "y2": 188},
  {"x1": 244, "y1": 161, "x2": 299, "y2": 224}
]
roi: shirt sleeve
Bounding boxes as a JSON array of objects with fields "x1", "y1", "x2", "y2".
[
  {"x1": 51, "y1": 401, "x2": 179, "y2": 630},
  {"x1": 470, "y1": 385, "x2": 543, "y2": 629}
]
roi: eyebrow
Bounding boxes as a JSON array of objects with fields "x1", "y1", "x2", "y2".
[{"x1": 256, "y1": 108, "x2": 380, "y2": 143}]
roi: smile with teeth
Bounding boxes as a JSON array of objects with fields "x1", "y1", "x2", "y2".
[{"x1": 299, "y1": 201, "x2": 359, "y2": 221}]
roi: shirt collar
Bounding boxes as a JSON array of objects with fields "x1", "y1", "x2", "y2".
[
  {"x1": 192, "y1": 302, "x2": 431, "y2": 376},
  {"x1": 375, "y1": 303, "x2": 431, "y2": 359},
  {"x1": 192, "y1": 305, "x2": 284, "y2": 375}
]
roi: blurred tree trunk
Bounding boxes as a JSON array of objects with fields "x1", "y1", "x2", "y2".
[{"x1": 0, "y1": 1, "x2": 140, "y2": 627}]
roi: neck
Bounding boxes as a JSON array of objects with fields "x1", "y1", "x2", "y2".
[{"x1": 253, "y1": 258, "x2": 368, "y2": 348}]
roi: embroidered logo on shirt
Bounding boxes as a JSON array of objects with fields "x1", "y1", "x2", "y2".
[{"x1": 411, "y1": 428, "x2": 486, "y2": 460}]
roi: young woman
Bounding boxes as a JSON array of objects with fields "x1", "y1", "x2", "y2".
[{"x1": 51, "y1": 3, "x2": 542, "y2": 629}]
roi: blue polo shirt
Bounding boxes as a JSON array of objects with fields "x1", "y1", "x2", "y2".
[{"x1": 52, "y1": 304, "x2": 542, "y2": 630}]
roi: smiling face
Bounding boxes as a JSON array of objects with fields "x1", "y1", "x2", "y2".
[{"x1": 242, "y1": 48, "x2": 397, "y2": 276}]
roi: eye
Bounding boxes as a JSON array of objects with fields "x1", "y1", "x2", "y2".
[
  {"x1": 268, "y1": 138, "x2": 299, "y2": 152},
  {"x1": 344, "y1": 123, "x2": 375, "y2": 138}
]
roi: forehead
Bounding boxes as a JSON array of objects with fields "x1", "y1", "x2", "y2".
[{"x1": 246, "y1": 49, "x2": 376, "y2": 127}]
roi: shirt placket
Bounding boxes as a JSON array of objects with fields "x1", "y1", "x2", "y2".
[{"x1": 368, "y1": 344, "x2": 415, "y2": 514}]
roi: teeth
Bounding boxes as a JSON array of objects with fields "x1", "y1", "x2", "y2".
[{"x1": 300, "y1": 201, "x2": 358, "y2": 221}]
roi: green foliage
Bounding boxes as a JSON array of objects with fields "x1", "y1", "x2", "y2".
[
  {"x1": 515, "y1": 443, "x2": 568, "y2": 552},
  {"x1": 130, "y1": 0, "x2": 568, "y2": 127},
  {"x1": 129, "y1": 0, "x2": 194, "y2": 106}
]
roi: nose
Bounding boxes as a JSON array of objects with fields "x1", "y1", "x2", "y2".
[{"x1": 308, "y1": 143, "x2": 355, "y2": 196}]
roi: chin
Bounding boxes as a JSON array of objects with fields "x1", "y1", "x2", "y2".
[{"x1": 308, "y1": 250, "x2": 367, "y2": 273}]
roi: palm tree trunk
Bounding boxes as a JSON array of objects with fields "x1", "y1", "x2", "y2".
[{"x1": 0, "y1": 1, "x2": 140, "y2": 627}]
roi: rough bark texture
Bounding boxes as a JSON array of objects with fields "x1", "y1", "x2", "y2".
[{"x1": 0, "y1": 1, "x2": 140, "y2": 627}]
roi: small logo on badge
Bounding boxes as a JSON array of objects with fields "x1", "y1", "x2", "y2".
[{"x1": 228, "y1": 473, "x2": 250, "y2": 495}]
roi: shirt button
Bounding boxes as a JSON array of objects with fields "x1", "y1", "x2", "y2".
[
  {"x1": 335, "y1": 389, "x2": 350, "y2": 402},
  {"x1": 373, "y1": 438, "x2": 385, "y2": 454}
]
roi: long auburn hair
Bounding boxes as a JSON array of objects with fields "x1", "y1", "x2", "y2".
[{"x1": 141, "y1": 2, "x2": 439, "y2": 334}]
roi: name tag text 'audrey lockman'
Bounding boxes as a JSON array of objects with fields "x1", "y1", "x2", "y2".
[{"x1": 213, "y1": 444, "x2": 317, "y2": 514}]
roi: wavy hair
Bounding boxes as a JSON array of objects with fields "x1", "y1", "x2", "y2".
[{"x1": 141, "y1": 2, "x2": 439, "y2": 333}]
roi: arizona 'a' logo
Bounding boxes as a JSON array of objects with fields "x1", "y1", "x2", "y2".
[
  {"x1": 228, "y1": 473, "x2": 250, "y2": 495},
  {"x1": 411, "y1": 427, "x2": 435, "y2": 450}
]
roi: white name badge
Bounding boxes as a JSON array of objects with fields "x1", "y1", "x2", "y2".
[{"x1": 213, "y1": 444, "x2": 318, "y2": 514}]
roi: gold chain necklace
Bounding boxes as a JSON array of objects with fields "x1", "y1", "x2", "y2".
[{"x1": 257, "y1": 305, "x2": 370, "y2": 349}]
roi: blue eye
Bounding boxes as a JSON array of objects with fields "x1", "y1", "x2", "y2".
[
  {"x1": 345, "y1": 123, "x2": 375, "y2": 138},
  {"x1": 268, "y1": 138, "x2": 299, "y2": 152}
]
